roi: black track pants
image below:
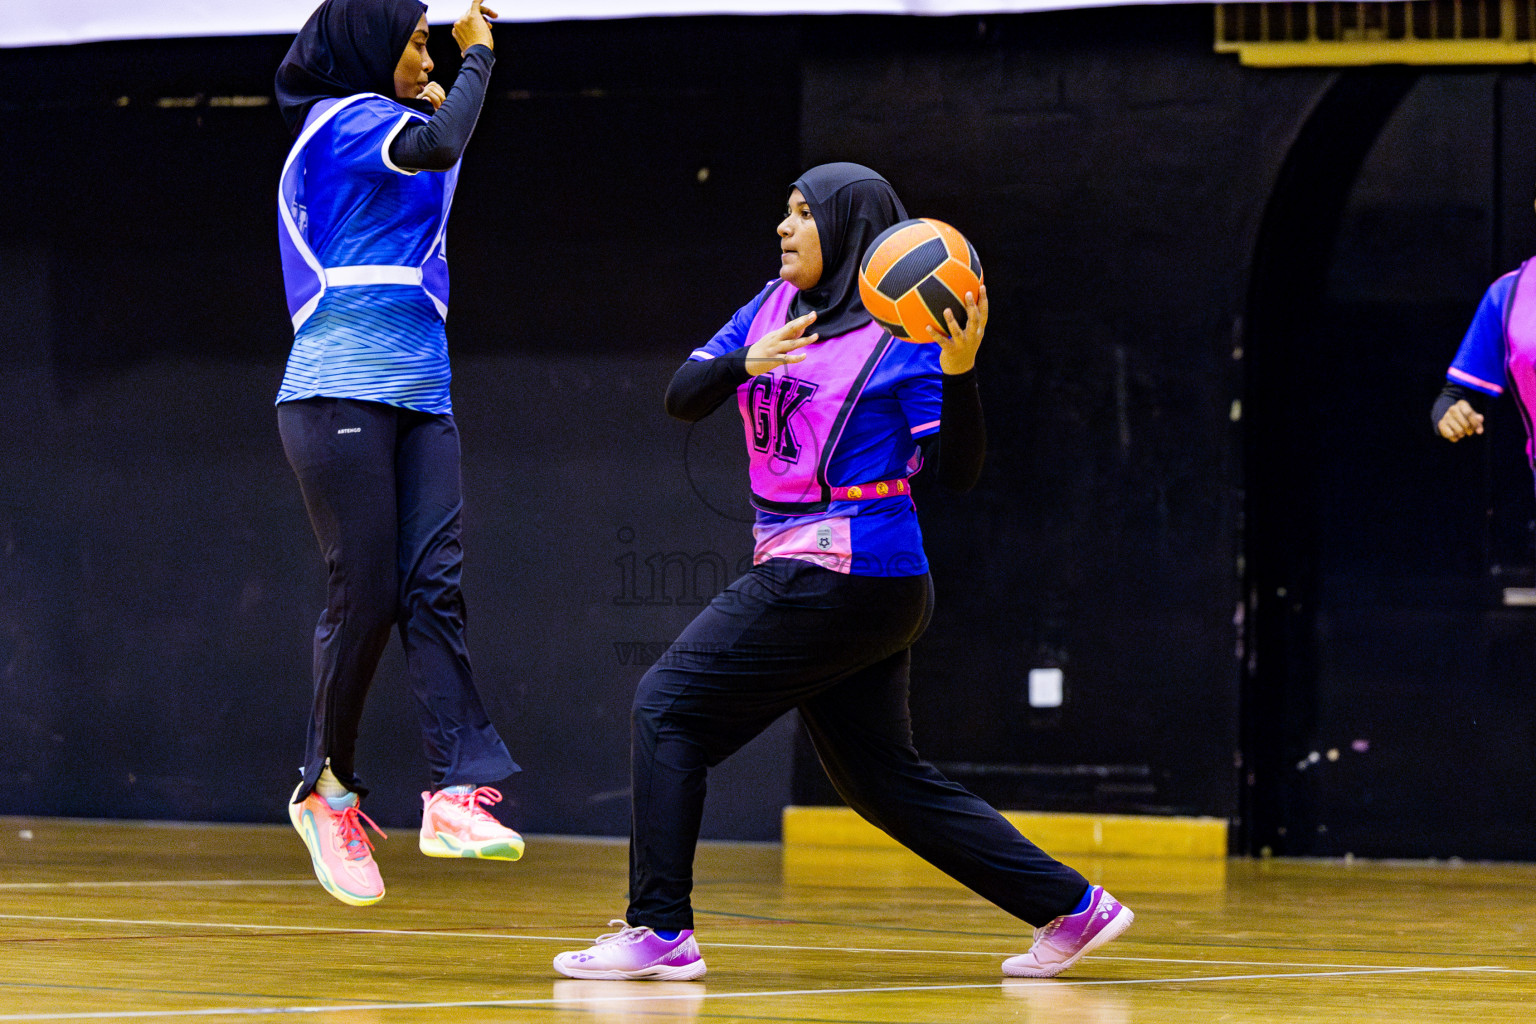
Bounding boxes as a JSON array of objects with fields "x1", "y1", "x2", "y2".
[
  {"x1": 278, "y1": 397, "x2": 516, "y2": 800},
  {"x1": 627, "y1": 557, "x2": 1089, "y2": 930}
]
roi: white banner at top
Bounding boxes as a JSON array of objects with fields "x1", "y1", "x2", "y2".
[{"x1": 0, "y1": 0, "x2": 1159, "y2": 49}]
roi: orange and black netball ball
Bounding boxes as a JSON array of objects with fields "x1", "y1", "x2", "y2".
[{"x1": 858, "y1": 218, "x2": 983, "y2": 341}]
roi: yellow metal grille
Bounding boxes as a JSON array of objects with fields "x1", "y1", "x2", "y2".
[{"x1": 1215, "y1": 1, "x2": 1536, "y2": 64}]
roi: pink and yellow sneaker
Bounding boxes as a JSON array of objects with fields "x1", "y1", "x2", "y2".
[
  {"x1": 418, "y1": 786, "x2": 525, "y2": 860},
  {"x1": 553, "y1": 921, "x2": 707, "y2": 981},
  {"x1": 288, "y1": 783, "x2": 386, "y2": 907},
  {"x1": 1002, "y1": 885, "x2": 1134, "y2": 978}
]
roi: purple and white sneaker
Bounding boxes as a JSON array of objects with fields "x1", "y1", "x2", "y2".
[
  {"x1": 1002, "y1": 885, "x2": 1133, "y2": 978},
  {"x1": 553, "y1": 920, "x2": 707, "y2": 981}
]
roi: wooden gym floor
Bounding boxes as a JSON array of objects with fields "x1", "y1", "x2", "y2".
[{"x1": 0, "y1": 816, "x2": 1532, "y2": 1022}]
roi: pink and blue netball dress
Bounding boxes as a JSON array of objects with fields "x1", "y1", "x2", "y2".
[
  {"x1": 1443, "y1": 265, "x2": 1536, "y2": 466},
  {"x1": 689, "y1": 279, "x2": 943, "y2": 576},
  {"x1": 276, "y1": 93, "x2": 458, "y2": 414}
]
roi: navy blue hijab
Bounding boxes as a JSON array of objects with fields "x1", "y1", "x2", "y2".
[
  {"x1": 275, "y1": 0, "x2": 427, "y2": 135},
  {"x1": 788, "y1": 163, "x2": 908, "y2": 338}
]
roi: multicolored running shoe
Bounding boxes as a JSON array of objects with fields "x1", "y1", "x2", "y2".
[
  {"x1": 419, "y1": 786, "x2": 525, "y2": 861},
  {"x1": 288, "y1": 783, "x2": 386, "y2": 907}
]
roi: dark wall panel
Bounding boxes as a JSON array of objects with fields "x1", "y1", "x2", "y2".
[
  {"x1": 788, "y1": 9, "x2": 1321, "y2": 818},
  {"x1": 1245, "y1": 71, "x2": 1536, "y2": 859},
  {"x1": 0, "y1": 348, "x2": 798, "y2": 836}
]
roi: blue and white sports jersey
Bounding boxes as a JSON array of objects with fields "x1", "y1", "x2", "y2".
[{"x1": 276, "y1": 94, "x2": 460, "y2": 414}]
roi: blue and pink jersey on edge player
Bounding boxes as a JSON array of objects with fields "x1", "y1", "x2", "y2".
[
  {"x1": 691, "y1": 279, "x2": 944, "y2": 577},
  {"x1": 1445, "y1": 263, "x2": 1536, "y2": 466}
]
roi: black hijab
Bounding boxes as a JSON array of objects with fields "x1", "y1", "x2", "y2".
[
  {"x1": 787, "y1": 162, "x2": 908, "y2": 338},
  {"x1": 275, "y1": 0, "x2": 428, "y2": 135}
]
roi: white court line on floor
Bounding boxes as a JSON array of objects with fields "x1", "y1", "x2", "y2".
[
  {"x1": 0, "y1": 967, "x2": 1507, "y2": 1021},
  {"x1": 0, "y1": 881, "x2": 312, "y2": 890},
  {"x1": 0, "y1": 913, "x2": 1503, "y2": 975},
  {"x1": 0, "y1": 913, "x2": 591, "y2": 944}
]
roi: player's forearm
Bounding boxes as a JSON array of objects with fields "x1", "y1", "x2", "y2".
[
  {"x1": 389, "y1": 45, "x2": 494, "y2": 172},
  {"x1": 914, "y1": 370, "x2": 986, "y2": 493},
  {"x1": 936, "y1": 369, "x2": 985, "y2": 491},
  {"x1": 664, "y1": 349, "x2": 751, "y2": 422}
]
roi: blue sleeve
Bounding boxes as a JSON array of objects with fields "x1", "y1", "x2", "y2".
[
  {"x1": 689, "y1": 280, "x2": 780, "y2": 361},
  {"x1": 329, "y1": 98, "x2": 426, "y2": 179},
  {"x1": 889, "y1": 341, "x2": 943, "y2": 440},
  {"x1": 1448, "y1": 272, "x2": 1515, "y2": 396}
]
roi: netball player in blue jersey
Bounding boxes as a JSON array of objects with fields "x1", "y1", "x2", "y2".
[
  {"x1": 273, "y1": 0, "x2": 522, "y2": 907},
  {"x1": 1432, "y1": 254, "x2": 1536, "y2": 538},
  {"x1": 1434, "y1": 264, "x2": 1524, "y2": 443},
  {"x1": 554, "y1": 163, "x2": 1133, "y2": 980}
]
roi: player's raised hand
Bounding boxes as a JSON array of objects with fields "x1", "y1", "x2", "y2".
[
  {"x1": 924, "y1": 285, "x2": 988, "y2": 375},
  {"x1": 418, "y1": 81, "x2": 446, "y2": 110},
  {"x1": 746, "y1": 312, "x2": 818, "y2": 376},
  {"x1": 1437, "y1": 398, "x2": 1485, "y2": 442},
  {"x1": 454, "y1": 1, "x2": 497, "y2": 54}
]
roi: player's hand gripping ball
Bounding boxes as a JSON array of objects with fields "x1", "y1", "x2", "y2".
[{"x1": 858, "y1": 218, "x2": 983, "y2": 341}]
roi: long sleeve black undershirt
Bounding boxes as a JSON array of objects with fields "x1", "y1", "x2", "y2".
[
  {"x1": 1431, "y1": 381, "x2": 1484, "y2": 433},
  {"x1": 919, "y1": 368, "x2": 985, "y2": 493},
  {"x1": 663, "y1": 352, "x2": 987, "y2": 493},
  {"x1": 664, "y1": 348, "x2": 750, "y2": 422},
  {"x1": 387, "y1": 45, "x2": 494, "y2": 172}
]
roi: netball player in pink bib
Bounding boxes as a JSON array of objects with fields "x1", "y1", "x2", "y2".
[
  {"x1": 1434, "y1": 261, "x2": 1536, "y2": 449},
  {"x1": 554, "y1": 163, "x2": 1132, "y2": 981}
]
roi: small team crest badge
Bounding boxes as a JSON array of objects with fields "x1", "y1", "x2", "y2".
[{"x1": 816, "y1": 524, "x2": 832, "y2": 550}]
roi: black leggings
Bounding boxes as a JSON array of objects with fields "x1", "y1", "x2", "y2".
[
  {"x1": 277, "y1": 397, "x2": 516, "y2": 800},
  {"x1": 627, "y1": 557, "x2": 1089, "y2": 930}
]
